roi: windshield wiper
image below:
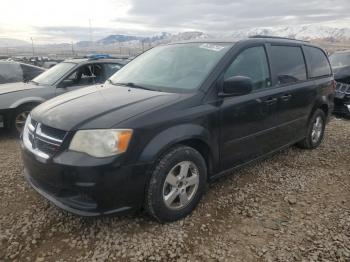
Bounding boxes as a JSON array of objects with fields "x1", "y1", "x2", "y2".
[{"x1": 114, "y1": 82, "x2": 153, "y2": 91}]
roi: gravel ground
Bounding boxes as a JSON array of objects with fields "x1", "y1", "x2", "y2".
[{"x1": 0, "y1": 118, "x2": 349, "y2": 262}]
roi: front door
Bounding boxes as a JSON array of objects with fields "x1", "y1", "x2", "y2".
[{"x1": 219, "y1": 46, "x2": 280, "y2": 170}]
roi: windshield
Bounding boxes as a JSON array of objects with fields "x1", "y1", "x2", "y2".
[
  {"x1": 109, "y1": 43, "x2": 233, "y2": 92},
  {"x1": 329, "y1": 53, "x2": 350, "y2": 68},
  {"x1": 32, "y1": 62, "x2": 76, "y2": 85}
]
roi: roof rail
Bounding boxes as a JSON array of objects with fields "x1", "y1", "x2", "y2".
[{"x1": 249, "y1": 35, "x2": 309, "y2": 42}]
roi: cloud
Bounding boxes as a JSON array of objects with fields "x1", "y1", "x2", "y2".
[
  {"x1": 114, "y1": 0, "x2": 350, "y2": 33},
  {"x1": 1, "y1": 0, "x2": 350, "y2": 43}
]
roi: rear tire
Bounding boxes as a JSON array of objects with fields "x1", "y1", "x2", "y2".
[
  {"x1": 145, "y1": 145, "x2": 207, "y2": 223},
  {"x1": 10, "y1": 104, "x2": 36, "y2": 135},
  {"x1": 296, "y1": 109, "x2": 326, "y2": 149}
]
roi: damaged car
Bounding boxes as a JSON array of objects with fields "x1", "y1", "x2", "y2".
[
  {"x1": 21, "y1": 38, "x2": 334, "y2": 222},
  {"x1": 329, "y1": 50, "x2": 350, "y2": 117},
  {"x1": 0, "y1": 55, "x2": 127, "y2": 133}
]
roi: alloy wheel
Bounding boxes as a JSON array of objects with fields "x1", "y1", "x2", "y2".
[
  {"x1": 162, "y1": 161, "x2": 199, "y2": 210},
  {"x1": 311, "y1": 116, "x2": 323, "y2": 144}
]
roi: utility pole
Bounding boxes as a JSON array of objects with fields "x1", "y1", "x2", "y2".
[
  {"x1": 71, "y1": 41, "x2": 75, "y2": 56},
  {"x1": 89, "y1": 19, "x2": 93, "y2": 51},
  {"x1": 30, "y1": 37, "x2": 35, "y2": 56}
]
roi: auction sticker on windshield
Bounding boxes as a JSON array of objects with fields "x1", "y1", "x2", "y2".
[{"x1": 199, "y1": 43, "x2": 225, "y2": 52}]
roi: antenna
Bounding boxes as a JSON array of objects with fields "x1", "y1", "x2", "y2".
[{"x1": 30, "y1": 37, "x2": 35, "y2": 56}]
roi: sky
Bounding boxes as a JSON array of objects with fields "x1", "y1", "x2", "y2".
[{"x1": 0, "y1": 0, "x2": 349, "y2": 44}]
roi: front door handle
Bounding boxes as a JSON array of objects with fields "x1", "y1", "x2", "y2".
[
  {"x1": 280, "y1": 94, "x2": 292, "y2": 101},
  {"x1": 264, "y1": 97, "x2": 278, "y2": 105}
]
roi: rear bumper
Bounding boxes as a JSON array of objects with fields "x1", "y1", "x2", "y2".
[{"x1": 21, "y1": 142, "x2": 152, "y2": 216}]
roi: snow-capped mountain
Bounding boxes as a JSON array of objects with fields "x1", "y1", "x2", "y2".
[
  {"x1": 79, "y1": 25, "x2": 350, "y2": 47},
  {"x1": 91, "y1": 31, "x2": 210, "y2": 46},
  {"x1": 230, "y1": 25, "x2": 350, "y2": 41},
  {"x1": 75, "y1": 31, "x2": 210, "y2": 47}
]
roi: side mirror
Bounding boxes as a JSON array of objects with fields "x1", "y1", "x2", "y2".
[{"x1": 220, "y1": 76, "x2": 253, "y2": 97}]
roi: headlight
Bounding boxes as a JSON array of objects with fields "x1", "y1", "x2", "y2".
[{"x1": 69, "y1": 129, "x2": 133, "y2": 158}]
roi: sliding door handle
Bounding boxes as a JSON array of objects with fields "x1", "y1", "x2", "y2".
[
  {"x1": 264, "y1": 97, "x2": 278, "y2": 105},
  {"x1": 280, "y1": 94, "x2": 292, "y2": 101}
]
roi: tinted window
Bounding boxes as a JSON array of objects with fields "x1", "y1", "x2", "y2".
[
  {"x1": 304, "y1": 46, "x2": 331, "y2": 77},
  {"x1": 0, "y1": 63, "x2": 23, "y2": 84},
  {"x1": 270, "y1": 46, "x2": 307, "y2": 85},
  {"x1": 224, "y1": 46, "x2": 271, "y2": 90}
]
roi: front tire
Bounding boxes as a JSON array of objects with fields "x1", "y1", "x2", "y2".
[
  {"x1": 145, "y1": 145, "x2": 207, "y2": 222},
  {"x1": 10, "y1": 104, "x2": 35, "y2": 135},
  {"x1": 296, "y1": 109, "x2": 326, "y2": 149}
]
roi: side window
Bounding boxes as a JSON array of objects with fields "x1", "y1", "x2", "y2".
[
  {"x1": 270, "y1": 45, "x2": 307, "y2": 85},
  {"x1": 104, "y1": 63, "x2": 122, "y2": 79},
  {"x1": 304, "y1": 46, "x2": 331, "y2": 78},
  {"x1": 224, "y1": 46, "x2": 271, "y2": 91},
  {"x1": 62, "y1": 64, "x2": 103, "y2": 87}
]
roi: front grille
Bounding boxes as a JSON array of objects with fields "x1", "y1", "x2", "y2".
[
  {"x1": 335, "y1": 82, "x2": 350, "y2": 94},
  {"x1": 23, "y1": 115, "x2": 67, "y2": 159},
  {"x1": 36, "y1": 138, "x2": 62, "y2": 156}
]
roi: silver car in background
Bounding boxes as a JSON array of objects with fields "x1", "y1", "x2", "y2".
[{"x1": 0, "y1": 55, "x2": 127, "y2": 133}]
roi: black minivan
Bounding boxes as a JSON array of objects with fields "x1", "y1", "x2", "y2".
[{"x1": 21, "y1": 37, "x2": 334, "y2": 222}]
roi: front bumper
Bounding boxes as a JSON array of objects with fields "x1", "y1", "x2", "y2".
[
  {"x1": 333, "y1": 98, "x2": 350, "y2": 117},
  {"x1": 0, "y1": 115, "x2": 4, "y2": 128},
  {"x1": 21, "y1": 143, "x2": 152, "y2": 216},
  {"x1": 0, "y1": 109, "x2": 11, "y2": 128}
]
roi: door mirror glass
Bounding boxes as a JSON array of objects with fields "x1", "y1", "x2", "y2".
[{"x1": 222, "y1": 76, "x2": 253, "y2": 96}]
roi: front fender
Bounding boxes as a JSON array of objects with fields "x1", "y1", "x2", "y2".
[{"x1": 138, "y1": 124, "x2": 216, "y2": 164}]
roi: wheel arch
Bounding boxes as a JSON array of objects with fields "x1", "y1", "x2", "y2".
[
  {"x1": 9, "y1": 97, "x2": 44, "y2": 109},
  {"x1": 309, "y1": 97, "x2": 329, "y2": 122},
  {"x1": 138, "y1": 124, "x2": 218, "y2": 177}
]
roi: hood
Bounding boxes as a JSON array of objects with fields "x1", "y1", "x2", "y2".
[
  {"x1": 31, "y1": 84, "x2": 182, "y2": 131},
  {"x1": 0, "y1": 82, "x2": 38, "y2": 95},
  {"x1": 333, "y1": 66, "x2": 350, "y2": 84}
]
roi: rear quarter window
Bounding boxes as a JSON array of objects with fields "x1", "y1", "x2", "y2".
[
  {"x1": 270, "y1": 45, "x2": 307, "y2": 85},
  {"x1": 304, "y1": 46, "x2": 332, "y2": 78}
]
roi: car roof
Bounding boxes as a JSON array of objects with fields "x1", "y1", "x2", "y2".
[{"x1": 63, "y1": 58, "x2": 129, "y2": 65}]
